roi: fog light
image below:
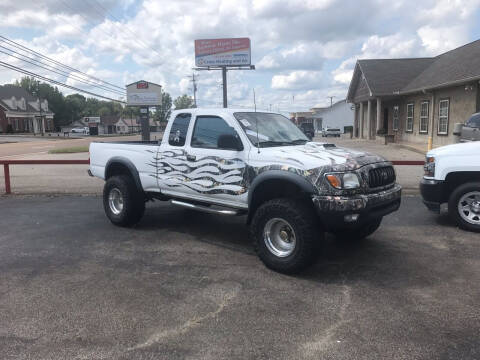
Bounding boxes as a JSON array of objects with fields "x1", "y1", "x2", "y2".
[{"x1": 344, "y1": 214, "x2": 359, "y2": 222}]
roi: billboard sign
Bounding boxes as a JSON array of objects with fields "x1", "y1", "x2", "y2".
[
  {"x1": 195, "y1": 38, "x2": 251, "y2": 67},
  {"x1": 126, "y1": 81, "x2": 162, "y2": 106}
]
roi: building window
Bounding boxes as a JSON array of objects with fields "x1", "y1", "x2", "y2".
[
  {"x1": 438, "y1": 99, "x2": 449, "y2": 135},
  {"x1": 406, "y1": 103, "x2": 414, "y2": 132},
  {"x1": 420, "y1": 101, "x2": 429, "y2": 133},
  {"x1": 392, "y1": 105, "x2": 399, "y2": 131},
  {"x1": 14, "y1": 119, "x2": 19, "y2": 131}
]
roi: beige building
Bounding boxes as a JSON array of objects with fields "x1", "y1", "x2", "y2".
[{"x1": 347, "y1": 39, "x2": 480, "y2": 148}]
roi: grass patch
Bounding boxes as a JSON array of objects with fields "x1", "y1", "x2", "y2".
[{"x1": 49, "y1": 146, "x2": 89, "y2": 154}]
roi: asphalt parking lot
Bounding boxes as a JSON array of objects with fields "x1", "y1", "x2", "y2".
[{"x1": 1, "y1": 195, "x2": 479, "y2": 359}]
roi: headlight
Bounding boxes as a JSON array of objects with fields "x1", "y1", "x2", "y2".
[
  {"x1": 325, "y1": 172, "x2": 360, "y2": 189},
  {"x1": 424, "y1": 156, "x2": 435, "y2": 177}
]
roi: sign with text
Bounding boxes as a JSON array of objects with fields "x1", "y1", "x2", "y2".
[
  {"x1": 83, "y1": 116, "x2": 100, "y2": 123},
  {"x1": 195, "y1": 38, "x2": 251, "y2": 67},
  {"x1": 126, "y1": 81, "x2": 162, "y2": 106}
]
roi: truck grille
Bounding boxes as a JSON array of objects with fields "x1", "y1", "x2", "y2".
[{"x1": 368, "y1": 166, "x2": 395, "y2": 188}]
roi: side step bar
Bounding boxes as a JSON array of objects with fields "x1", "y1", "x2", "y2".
[{"x1": 171, "y1": 199, "x2": 239, "y2": 216}]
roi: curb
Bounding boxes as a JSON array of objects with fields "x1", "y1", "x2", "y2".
[{"x1": 392, "y1": 143, "x2": 426, "y2": 155}]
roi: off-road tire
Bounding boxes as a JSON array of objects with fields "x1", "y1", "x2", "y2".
[
  {"x1": 103, "y1": 175, "x2": 145, "y2": 227},
  {"x1": 250, "y1": 198, "x2": 322, "y2": 274},
  {"x1": 334, "y1": 217, "x2": 382, "y2": 241},
  {"x1": 448, "y1": 182, "x2": 480, "y2": 233}
]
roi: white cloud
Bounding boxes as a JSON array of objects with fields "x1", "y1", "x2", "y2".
[
  {"x1": 417, "y1": 25, "x2": 469, "y2": 55},
  {"x1": 1, "y1": 0, "x2": 480, "y2": 112},
  {"x1": 272, "y1": 71, "x2": 323, "y2": 90}
]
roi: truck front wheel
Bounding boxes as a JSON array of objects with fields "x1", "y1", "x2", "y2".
[
  {"x1": 103, "y1": 175, "x2": 145, "y2": 227},
  {"x1": 250, "y1": 198, "x2": 322, "y2": 274},
  {"x1": 448, "y1": 182, "x2": 480, "y2": 232}
]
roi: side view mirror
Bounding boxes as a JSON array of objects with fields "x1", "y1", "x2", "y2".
[
  {"x1": 217, "y1": 133, "x2": 243, "y2": 151},
  {"x1": 453, "y1": 122, "x2": 464, "y2": 136}
]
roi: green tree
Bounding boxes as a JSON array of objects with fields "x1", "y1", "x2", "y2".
[
  {"x1": 65, "y1": 94, "x2": 86, "y2": 123},
  {"x1": 173, "y1": 94, "x2": 194, "y2": 110},
  {"x1": 15, "y1": 76, "x2": 71, "y2": 128},
  {"x1": 154, "y1": 90, "x2": 172, "y2": 122}
]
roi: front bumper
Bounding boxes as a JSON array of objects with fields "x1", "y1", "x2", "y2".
[
  {"x1": 312, "y1": 184, "x2": 402, "y2": 231},
  {"x1": 420, "y1": 178, "x2": 445, "y2": 213}
]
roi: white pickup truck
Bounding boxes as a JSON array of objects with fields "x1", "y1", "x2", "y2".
[
  {"x1": 420, "y1": 141, "x2": 480, "y2": 232},
  {"x1": 90, "y1": 108, "x2": 401, "y2": 273}
]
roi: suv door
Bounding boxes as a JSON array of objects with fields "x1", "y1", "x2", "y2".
[{"x1": 182, "y1": 114, "x2": 248, "y2": 208}]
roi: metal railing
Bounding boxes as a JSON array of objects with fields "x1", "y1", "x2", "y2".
[
  {"x1": 1, "y1": 159, "x2": 424, "y2": 195},
  {"x1": 1, "y1": 159, "x2": 90, "y2": 194}
]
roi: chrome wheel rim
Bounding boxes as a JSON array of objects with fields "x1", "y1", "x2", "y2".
[
  {"x1": 458, "y1": 191, "x2": 480, "y2": 225},
  {"x1": 263, "y1": 218, "x2": 296, "y2": 257},
  {"x1": 108, "y1": 188, "x2": 124, "y2": 215}
]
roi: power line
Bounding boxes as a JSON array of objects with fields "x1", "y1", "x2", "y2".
[
  {"x1": 0, "y1": 61, "x2": 125, "y2": 103},
  {"x1": 0, "y1": 35, "x2": 124, "y2": 91},
  {"x1": 87, "y1": 0, "x2": 165, "y2": 59},
  {"x1": 0, "y1": 46, "x2": 125, "y2": 96}
]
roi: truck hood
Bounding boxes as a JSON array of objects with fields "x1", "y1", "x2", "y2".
[
  {"x1": 251, "y1": 142, "x2": 388, "y2": 171},
  {"x1": 427, "y1": 141, "x2": 480, "y2": 157}
]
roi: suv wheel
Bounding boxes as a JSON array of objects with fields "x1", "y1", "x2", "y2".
[
  {"x1": 103, "y1": 175, "x2": 145, "y2": 227},
  {"x1": 251, "y1": 198, "x2": 322, "y2": 274},
  {"x1": 448, "y1": 182, "x2": 480, "y2": 232}
]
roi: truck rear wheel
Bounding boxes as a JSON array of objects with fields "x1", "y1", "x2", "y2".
[
  {"x1": 103, "y1": 175, "x2": 145, "y2": 227},
  {"x1": 250, "y1": 198, "x2": 322, "y2": 274},
  {"x1": 448, "y1": 182, "x2": 480, "y2": 233}
]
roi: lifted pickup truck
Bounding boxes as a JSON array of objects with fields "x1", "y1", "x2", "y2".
[
  {"x1": 420, "y1": 141, "x2": 480, "y2": 232},
  {"x1": 90, "y1": 108, "x2": 401, "y2": 273}
]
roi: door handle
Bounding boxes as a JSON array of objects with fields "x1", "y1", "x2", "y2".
[{"x1": 186, "y1": 154, "x2": 196, "y2": 161}]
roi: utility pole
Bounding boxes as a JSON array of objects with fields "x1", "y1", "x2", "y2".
[
  {"x1": 193, "y1": 65, "x2": 255, "y2": 109},
  {"x1": 327, "y1": 96, "x2": 335, "y2": 107},
  {"x1": 222, "y1": 66, "x2": 227, "y2": 108},
  {"x1": 253, "y1": 88, "x2": 256, "y2": 111},
  {"x1": 187, "y1": 72, "x2": 198, "y2": 107}
]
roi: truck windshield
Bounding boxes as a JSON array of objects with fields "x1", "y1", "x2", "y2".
[
  {"x1": 466, "y1": 113, "x2": 480, "y2": 128},
  {"x1": 233, "y1": 112, "x2": 309, "y2": 147}
]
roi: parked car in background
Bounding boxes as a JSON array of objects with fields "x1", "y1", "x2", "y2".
[
  {"x1": 90, "y1": 108, "x2": 401, "y2": 273},
  {"x1": 460, "y1": 113, "x2": 480, "y2": 142},
  {"x1": 71, "y1": 127, "x2": 89, "y2": 135},
  {"x1": 420, "y1": 141, "x2": 480, "y2": 232},
  {"x1": 322, "y1": 128, "x2": 341, "y2": 137},
  {"x1": 299, "y1": 122, "x2": 315, "y2": 140}
]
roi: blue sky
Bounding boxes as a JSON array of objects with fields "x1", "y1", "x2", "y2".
[{"x1": 1, "y1": 0, "x2": 480, "y2": 115}]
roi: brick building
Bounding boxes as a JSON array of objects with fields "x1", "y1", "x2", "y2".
[
  {"x1": 0, "y1": 85, "x2": 54, "y2": 134},
  {"x1": 347, "y1": 39, "x2": 480, "y2": 148}
]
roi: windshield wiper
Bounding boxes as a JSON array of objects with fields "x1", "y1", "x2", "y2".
[
  {"x1": 257, "y1": 140, "x2": 291, "y2": 147},
  {"x1": 288, "y1": 139, "x2": 309, "y2": 144}
]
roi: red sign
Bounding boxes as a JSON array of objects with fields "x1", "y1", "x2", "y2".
[{"x1": 137, "y1": 81, "x2": 149, "y2": 89}]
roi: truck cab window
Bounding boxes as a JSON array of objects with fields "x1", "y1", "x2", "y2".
[
  {"x1": 191, "y1": 115, "x2": 239, "y2": 149},
  {"x1": 168, "y1": 113, "x2": 191, "y2": 146}
]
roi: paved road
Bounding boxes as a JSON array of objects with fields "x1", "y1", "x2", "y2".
[{"x1": 0, "y1": 195, "x2": 479, "y2": 359}]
